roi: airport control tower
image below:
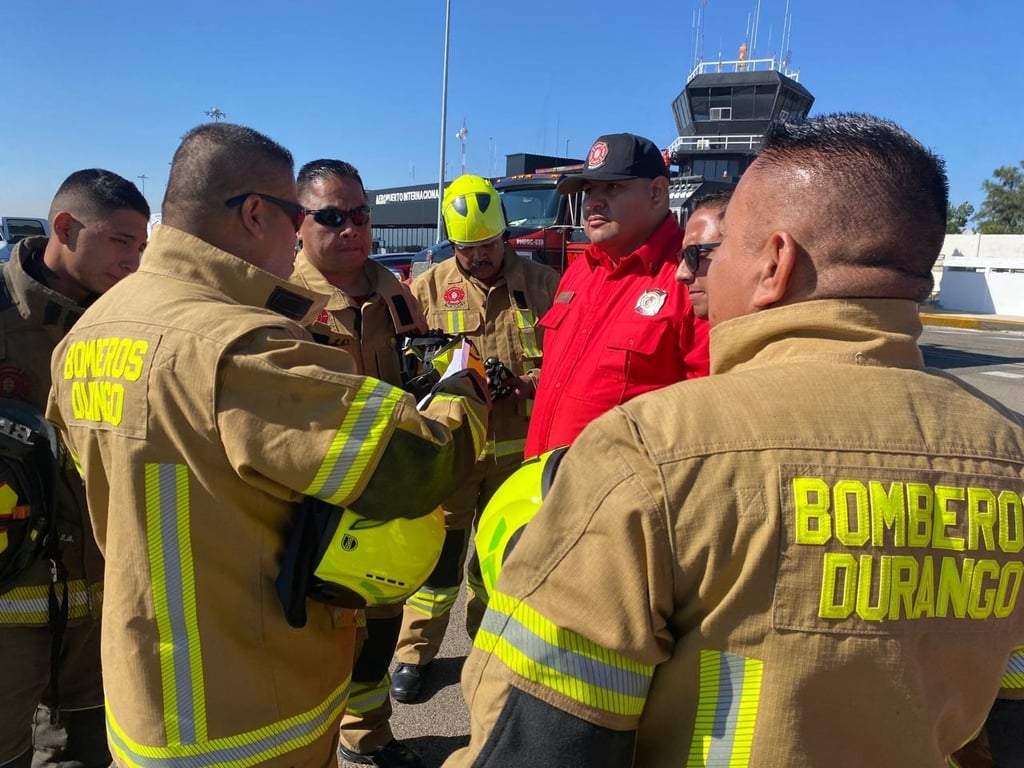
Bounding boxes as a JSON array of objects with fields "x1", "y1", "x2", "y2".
[{"x1": 664, "y1": 43, "x2": 815, "y2": 218}]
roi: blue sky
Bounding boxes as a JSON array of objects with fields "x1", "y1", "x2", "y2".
[{"x1": 2, "y1": 0, "x2": 1021, "y2": 220}]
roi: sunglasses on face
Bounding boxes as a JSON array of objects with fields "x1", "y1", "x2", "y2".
[
  {"x1": 304, "y1": 205, "x2": 372, "y2": 229},
  {"x1": 681, "y1": 242, "x2": 722, "y2": 272},
  {"x1": 225, "y1": 193, "x2": 306, "y2": 232}
]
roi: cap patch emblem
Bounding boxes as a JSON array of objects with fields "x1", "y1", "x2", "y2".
[
  {"x1": 635, "y1": 289, "x2": 667, "y2": 316},
  {"x1": 444, "y1": 286, "x2": 467, "y2": 307},
  {"x1": 587, "y1": 141, "x2": 609, "y2": 170},
  {"x1": 316, "y1": 310, "x2": 329, "y2": 325}
]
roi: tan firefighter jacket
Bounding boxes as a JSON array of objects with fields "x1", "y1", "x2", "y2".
[
  {"x1": 412, "y1": 246, "x2": 559, "y2": 465},
  {"x1": 46, "y1": 225, "x2": 488, "y2": 768},
  {"x1": 452, "y1": 299, "x2": 1024, "y2": 768},
  {"x1": 0, "y1": 236, "x2": 102, "y2": 626},
  {"x1": 291, "y1": 251, "x2": 426, "y2": 385}
]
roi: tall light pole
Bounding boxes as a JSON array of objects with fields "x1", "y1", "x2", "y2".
[
  {"x1": 137, "y1": 174, "x2": 148, "y2": 197},
  {"x1": 436, "y1": 0, "x2": 452, "y2": 239},
  {"x1": 205, "y1": 107, "x2": 226, "y2": 122}
]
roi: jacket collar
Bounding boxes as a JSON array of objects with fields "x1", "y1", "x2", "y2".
[
  {"x1": 710, "y1": 299, "x2": 925, "y2": 376},
  {"x1": 140, "y1": 225, "x2": 326, "y2": 325},
  {"x1": 3, "y1": 236, "x2": 85, "y2": 338}
]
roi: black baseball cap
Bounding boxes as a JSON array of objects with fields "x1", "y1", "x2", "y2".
[{"x1": 557, "y1": 133, "x2": 670, "y2": 195}]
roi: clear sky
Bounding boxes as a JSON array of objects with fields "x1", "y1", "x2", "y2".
[{"x1": 2, "y1": 0, "x2": 1021, "y2": 220}]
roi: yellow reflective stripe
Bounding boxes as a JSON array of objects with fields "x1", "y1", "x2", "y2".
[
  {"x1": 481, "y1": 438, "x2": 526, "y2": 459},
  {"x1": 304, "y1": 379, "x2": 402, "y2": 505},
  {"x1": 515, "y1": 310, "x2": 541, "y2": 358},
  {"x1": 145, "y1": 463, "x2": 205, "y2": 745},
  {"x1": 106, "y1": 677, "x2": 350, "y2": 768},
  {"x1": 1003, "y1": 646, "x2": 1024, "y2": 688},
  {"x1": 0, "y1": 579, "x2": 96, "y2": 624},
  {"x1": 405, "y1": 584, "x2": 460, "y2": 618},
  {"x1": 344, "y1": 676, "x2": 390, "y2": 715},
  {"x1": 475, "y1": 591, "x2": 653, "y2": 717},
  {"x1": 443, "y1": 310, "x2": 467, "y2": 335},
  {"x1": 431, "y1": 393, "x2": 487, "y2": 459},
  {"x1": 686, "y1": 649, "x2": 763, "y2": 768}
]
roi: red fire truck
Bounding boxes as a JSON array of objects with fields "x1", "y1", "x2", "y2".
[{"x1": 493, "y1": 166, "x2": 588, "y2": 273}]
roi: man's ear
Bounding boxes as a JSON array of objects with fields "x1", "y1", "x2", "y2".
[
  {"x1": 650, "y1": 177, "x2": 669, "y2": 208},
  {"x1": 235, "y1": 195, "x2": 269, "y2": 239},
  {"x1": 51, "y1": 211, "x2": 76, "y2": 246},
  {"x1": 752, "y1": 231, "x2": 799, "y2": 308}
]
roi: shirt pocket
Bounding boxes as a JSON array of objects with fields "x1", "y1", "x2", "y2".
[
  {"x1": 596, "y1": 319, "x2": 671, "y2": 385},
  {"x1": 537, "y1": 301, "x2": 571, "y2": 333}
]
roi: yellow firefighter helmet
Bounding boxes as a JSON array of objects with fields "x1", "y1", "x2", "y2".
[
  {"x1": 311, "y1": 506, "x2": 445, "y2": 608},
  {"x1": 442, "y1": 174, "x2": 506, "y2": 245},
  {"x1": 475, "y1": 447, "x2": 567, "y2": 596}
]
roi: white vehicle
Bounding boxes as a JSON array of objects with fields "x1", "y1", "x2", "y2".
[{"x1": 0, "y1": 216, "x2": 49, "y2": 262}]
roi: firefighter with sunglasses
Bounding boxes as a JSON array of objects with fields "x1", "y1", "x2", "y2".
[
  {"x1": 291, "y1": 159, "x2": 429, "y2": 768},
  {"x1": 390, "y1": 175, "x2": 560, "y2": 705}
]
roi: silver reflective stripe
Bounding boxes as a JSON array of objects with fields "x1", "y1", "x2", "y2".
[
  {"x1": 479, "y1": 603, "x2": 650, "y2": 700},
  {"x1": 311, "y1": 379, "x2": 397, "y2": 503}
]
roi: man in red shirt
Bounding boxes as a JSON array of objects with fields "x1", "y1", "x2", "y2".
[{"x1": 524, "y1": 132, "x2": 710, "y2": 458}]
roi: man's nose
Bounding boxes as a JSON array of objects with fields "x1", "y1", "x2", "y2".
[{"x1": 675, "y1": 259, "x2": 694, "y2": 283}]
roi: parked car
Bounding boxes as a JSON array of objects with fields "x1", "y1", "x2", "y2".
[
  {"x1": 370, "y1": 252, "x2": 419, "y2": 283},
  {"x1": 0, "y1": 216, "x2": 49, "y2": 262},
  {"x1": 408, "y1": 240, "x2": 455, "y2": 280}
]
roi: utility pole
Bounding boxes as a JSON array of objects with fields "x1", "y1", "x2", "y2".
[
  {"x1": 205, "y1": 107, "x2": 226, "y2": 122},
  {"x1": 137, "y1": 174, "x2": 148, "y2": 197},
  {"x1": 436, "y1": 0, "x2": 452, "y2": 238},
  {"x1": 455, "y1": 120, "x2": 469, "y2": 176}
]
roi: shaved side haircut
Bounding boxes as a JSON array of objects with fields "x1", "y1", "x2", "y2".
[
  {"x1": 297, "y1": 159, "x2": 366, "y2": 200},
  {"x1": 49, "y1": 169, "x2": 150, "y2": 223},
  {"x1": 756, "y1": 113, "x2": 948, "y2": 295},
  {"x1": 162, "y1": 123, "x2": 294, "y2": 227}
]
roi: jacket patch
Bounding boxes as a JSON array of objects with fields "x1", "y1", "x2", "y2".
[
  {"x1": 634, "y1": 290, "x2": 667, "y2": 316},
  {"x1": 0, "y1": 366, "x2": 30, "y2": 400},
  {"x1": 444, "y1": 286, "x2": 467, "y2": 308}
]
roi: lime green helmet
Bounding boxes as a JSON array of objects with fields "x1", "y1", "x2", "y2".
[
  {"x1": 475, "y1": 448, "x2": 567, "y2": 596},
  {"x1": 442, "y1": 175, "x2": 506, "y2": 246},
  {"x1": 311, "y1": 506, "x2": 445, "y2": 607}
]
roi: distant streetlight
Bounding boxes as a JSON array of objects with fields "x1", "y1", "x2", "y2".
[
  {"x1": 455, "y1": 120, "x2": 469, "y2": 176},
  {"x1": 137, "y1": 174, "x2": 148, "y2": 197},
  {"x1": 205, "y1": 107, "x2": 227, "y2": 122},
  {"x1": 436, "y1": 0, "x2": 452, "y2": 238}
]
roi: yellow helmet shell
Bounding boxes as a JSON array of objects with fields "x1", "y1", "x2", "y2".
[
  {"x1": 475, "y1": 448, "x2": 567, "y2": 596},
  {"x1": 313, "y1": 507, "x2": 444, "y2": 607},
  {"x1": 442, "y1": 174, "x2": 506, "y2": 245}
]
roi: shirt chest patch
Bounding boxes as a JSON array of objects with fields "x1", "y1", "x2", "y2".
[
  {"x1": 443, "y1": 286, "x2": 468, "y2": 309},
  {"x1": 635, "y1": 289, "x2": 667, "y2": 316}
]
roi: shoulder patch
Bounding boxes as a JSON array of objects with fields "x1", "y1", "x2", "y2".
[{"x1": 0, "y1": 366, "x2": 30, "y2": 400}]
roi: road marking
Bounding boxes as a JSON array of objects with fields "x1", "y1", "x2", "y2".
[{"x1": 981, "y1": 371, "x2": 1024, "y2": 379}]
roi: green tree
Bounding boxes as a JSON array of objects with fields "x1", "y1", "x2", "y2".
[
  {"x1": 946, "y1": 201, "x2": 975, "y2": 234},
  {"x1": 974, "y1": 161, "x2": 1024, "y2": 234}
]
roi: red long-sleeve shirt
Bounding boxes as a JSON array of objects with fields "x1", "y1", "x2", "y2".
[{"x1": 524, "y1": 214, "x2": 710, "y2": 458}]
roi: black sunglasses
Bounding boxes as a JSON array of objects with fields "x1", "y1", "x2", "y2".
[
  {"x1": 304, "y1": 205, "x2": 372, "y2": 229},
  {"x1": 681, "y1": 242, "x2": 722, "y2": 272},
  {"x1": 225, "y1": 193, "x2": 306, "y2": 232}
]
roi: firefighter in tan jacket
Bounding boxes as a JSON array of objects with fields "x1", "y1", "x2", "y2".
[
  {"x1": 447, "y1": 115, "x2": 1024, "y2": 767},
  {"x1": 0, "y1": 170, "x2": 148, "y2": 768},
  {"x1": 46, "y1": 125, "x2": 488, "y2": 768},
  {"x1": 391, "y1": 175, "x2": 560, "y2": 705},
  {"x1": 291, "y1": 159, "x2": 428, "y2": 768}
]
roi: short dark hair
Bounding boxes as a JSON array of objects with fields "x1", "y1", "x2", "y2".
[
  {"x1": 297, "y1": 159, "x2": 367, "y2": 200},
  {"x1": 163, "y1": 123, "x2": 294, "y2": 224},
  {"x1": 49, "y1": 169, "x2": 150, "y2": 223},
  {"x1": 692, "y1": 189, "x2": 732, "y2": 213},
  {"x1": 756, "y1": 113, "x2": 948, "y2": 286}
]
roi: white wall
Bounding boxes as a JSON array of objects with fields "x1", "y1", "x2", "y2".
[{"x1": 937, "y1": 234, "x2": 1024, "y2": 315}]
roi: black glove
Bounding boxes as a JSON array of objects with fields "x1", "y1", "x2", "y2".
[{"x1": 484, "y1": 356, "x2": 517, "y2": 401}]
